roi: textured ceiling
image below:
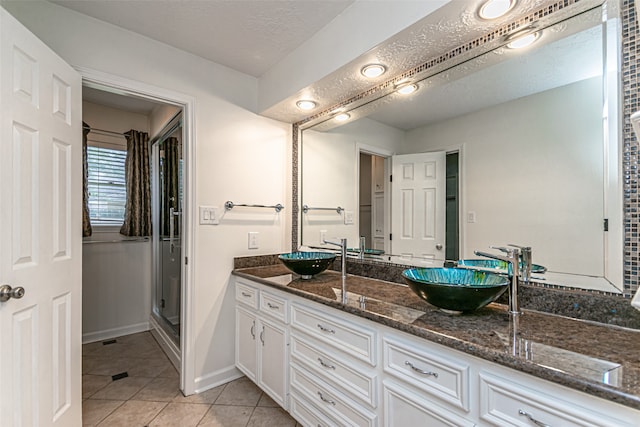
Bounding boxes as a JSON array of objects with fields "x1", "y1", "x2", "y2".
[
  {"x1": 263, "y1": 0, "x2": 603, "y2": 125},
  {"x1": 50, "y1": 0, "x2": 354, "y2": 78}
]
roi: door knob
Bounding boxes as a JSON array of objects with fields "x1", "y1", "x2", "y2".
[
  {"x1": 435, "y1": 244, "x2": 443, "y2": 250},
  {"x1": 0, "y1": 284, "x2": 25, "y2": 302}
]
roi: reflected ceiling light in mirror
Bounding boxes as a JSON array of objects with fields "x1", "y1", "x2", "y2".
[
  {"x1": 507, "y1": 31, "x2": 540, "y2": 49},
  {"x1": 334, "y1": 112, "x2": 351, "y2": 122},
  {"x1": 478, "y1": 0, "x2": 515, "y2": 20},
  {"x1": 396, "y1": 83, "x2": 418, "y2": 95},
  {"x1": 296, "y1": 100, "x2": 317, "y2": 110},
  {"x1": 361, "y1": 64, "x2": 387, "y2": 78}
]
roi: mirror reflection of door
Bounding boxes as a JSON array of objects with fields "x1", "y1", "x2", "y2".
[
  {"x1": 155, "y1": 120, "x2": 183, "y2": 339},
  {"x1": 359, "y1": 153, "x2": 387, "y2": 252},
  {"x1": 391, "y1": 152, "x2": 446, "y2": 261}
]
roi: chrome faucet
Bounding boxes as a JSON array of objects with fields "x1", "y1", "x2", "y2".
[
  {"x1": 359, "y1": 236, "x2": 366, "y2": 259},
  {"x1": 323, "y1": 238, "x2": 348, "y2": 304},
  {"x1": 509, "y1": 244, "x2": 532, "y2": 283},
  {"x1": 474, "y1": 246, "x2": 522, "y2": 315}
]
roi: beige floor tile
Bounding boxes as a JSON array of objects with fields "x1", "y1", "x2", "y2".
[
  {"x1": 214, "y1": 377, "x2": 262, "y2": 406},
  {"x1": 82, "y1": 399, "x2": 124, "y2": 426},
  {"x1": 82, "y1": 356, "x2": 131, "y2": 377},
  {"x1": 149, "y1": 402, "x2": 210, "y2": 427},
  {"x1": 127, "y1": 356, "x2": 175, "y2": 378},
  {"x1": 97, "y1": 400, "x2": 166, "y2": 427},
  {"x1": 197, "y1": 405, "x2": 254, "y2": 427},
  {"x1": 91, "y1": 376, "x2": 154, "y2": 401},
  {"x1": 83, "y1": 375, "x2": 112, "y2": 398},
  {"x1": 256, "y1": 393, "x2": 279, "y2": 408},
  {"x1": 246, "y1": 407, "x2": 296, "y2": 427},
  {"x1": 173, "y1": 385, "x2": 225, "y2": 404},
  {"x1": 133, "y1": 376, "x2": 181, "y2": 402},
  {"x1": 157, "y1": 364, "x2": 180, "y2": 379}
]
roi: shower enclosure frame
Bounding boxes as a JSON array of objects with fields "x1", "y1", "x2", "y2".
[{"x1": 151, "y1": 113, "x2": 184, "y2": 348}]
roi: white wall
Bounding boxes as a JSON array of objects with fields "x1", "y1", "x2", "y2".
[
  {"x1": 3, "y1": 1, "x2": 290, "y2": 394},
  {"x1": 404, "y1": 78, "x2": 604, "y2": 276},
  {"x1": 82, "y1": 101, "x2": 153, "y2": 343},
  {"x1": 301, "y1": 117, "x2": 403, "y2": 248}
]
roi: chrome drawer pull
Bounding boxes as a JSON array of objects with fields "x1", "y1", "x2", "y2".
[
  {"x1": 317, "y1": 391, "x2": 336, "y2": 406},
  {"x1": 241, "y1": 292, "x2": 251, "y2": 297},
  {"x1": 518, "y1": 409, "x2": 551, "y2": 427},
  {"x1": 250, "y1": 321, "x2": 255, "y2": 339},
  {"x1": 259, "y1": 327, "x2": 265, "y2": 346},
  {"x1": 317, "y1": 324, "x2": 335, "y2": 334},
  {"x1": 318, "y1": 357, "x2": 336, "y2": 370},
  {"x1": 405, "y1": 361, "x2": 438, "y2": 378},
  {"x1": 267, "y1": 302, "x2": 279, "y2": 309}
]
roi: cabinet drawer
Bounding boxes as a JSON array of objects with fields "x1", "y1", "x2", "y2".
[
  {"x1": 291, "y1": 362, "x2": 377, "y2": 427},
  {"x1": 260, "y1": 290, "x2": 289, "y2": 323},
  {"x1": 291, "y1": 333, "x2": 377, "y2": 408},
  {"x1": 289, "y1": 391, "x2": 338, "y2": 427},
  {"x1": 235, "y1": 281, "x2": 258, "y2": 309},
  {"x1": 291, "y1": 303, "x2": 376, "y2": 366},
  {"x1": 479, "y1": 371, "x2": 633, "y2": 427},
  {"x1": 383, "y1": 380, "x2": 474, "y2": 427},
  {"x1": 383, "y1": 335, "x2": 469, "y2": 410}
]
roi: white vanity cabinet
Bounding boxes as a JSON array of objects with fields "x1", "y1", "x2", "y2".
[
  {"x1": 234, "y1": 279, "x2": 289, "y2": 408},
  {"x1": 233, "y1": 276, "x2": 640, "y2": 427},
  {"x1": 289, "y1": 302, "x2": 379, "y2": 426}
]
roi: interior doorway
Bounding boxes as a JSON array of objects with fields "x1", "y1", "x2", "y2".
[{"x1": 80, "y1": 75, "x2": 193, "y2": 393}]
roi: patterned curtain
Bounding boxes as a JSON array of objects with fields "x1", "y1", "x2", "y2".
[
  {"x1": 82, "y1": 122, "x2": 92, "y2": 237},
  {"x1": 120, "y1": 129, "x2": 152, "y2": 237},
  {"x1": 161, "y1": 137, "x2": 180, "y2": 236}
]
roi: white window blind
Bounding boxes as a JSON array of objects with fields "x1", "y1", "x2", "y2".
[{"x1": 87, "y1": 145, "x2": 127, "y2": 225}]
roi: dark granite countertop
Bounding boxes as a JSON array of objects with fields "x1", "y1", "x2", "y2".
[{"x1": 233, "y1": 264, "x2": 640, "y2": 411}]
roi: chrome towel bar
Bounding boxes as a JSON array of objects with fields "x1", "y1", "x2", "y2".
[
  {"x1": 302, "y1": 205, "x2": 344, "y2": 214},
  {"x1": 224, "y1": 201, "x2": 284, "y2": 213}
]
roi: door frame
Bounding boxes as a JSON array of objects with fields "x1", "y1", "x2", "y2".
[
  {"x1": 356, "y1": 143, "x2": 394, "y2": 254},
  {"x1": 77, "y1": 67, "x2": 197, "y2": 395}
]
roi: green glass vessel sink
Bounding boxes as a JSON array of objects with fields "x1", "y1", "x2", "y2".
[
  {"x1": 457, "y1": 259, "x2": 547, "y2": 274},
  {"x1": 278, "y1": 252, "x2": 336, "y2": 279},
  {"x1": 402, "y1": 267, "x2": 509, "y2": 313}
]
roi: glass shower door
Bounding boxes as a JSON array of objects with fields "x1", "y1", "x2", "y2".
[{"x1": 154, "y1": 121, "x2": 183, "y2": 340}]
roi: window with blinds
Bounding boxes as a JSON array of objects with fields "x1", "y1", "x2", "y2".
[{"x1": 87, "y1": 146, "x2": 127, "y2": 225}]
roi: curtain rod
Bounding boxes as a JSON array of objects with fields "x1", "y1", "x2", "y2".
[{"x1": 83, "y1": 125, "x2": 126, "y2": 137}]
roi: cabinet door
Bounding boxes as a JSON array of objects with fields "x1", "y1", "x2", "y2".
[
  {"x1": 235, "y1": 307, "x2": 258, "y2": 381},
  {"x1": 258, "y1": 317, "x2": 288, "y2": 408}
]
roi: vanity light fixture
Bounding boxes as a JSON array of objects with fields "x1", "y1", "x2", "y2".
[
  {"x1": 361, "y1": 64, "x2": 386, "y2": 78},
  {"x1": 507, "y1": 31, "x2": 540, "y2": 49},
  {"x1": 396, "y1": 83, "x2": 418, "y2": 95},
  {"x1": 334, "y1": 112, "x2": 351, "y2": 122},
  {"x1": 296, "y1": 100, "x2": 317, "y2": 111},
  {"x1": 478, "y1": 0, "x2": 515, "y2": 20}
]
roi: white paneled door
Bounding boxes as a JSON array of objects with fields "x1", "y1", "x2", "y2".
[
  {"x1": 391, "y1": 152, "x2": 446, "y2": 261},
  {"x1": 1, "y1": 8, "x2": 82, "y2": 426}
]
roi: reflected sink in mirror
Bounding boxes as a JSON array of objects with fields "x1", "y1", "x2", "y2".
[
  {"x1": 278, "y1": 252, "x2": 336, "y2": 279},
  {"x1": 457, "y1": 259, "x2": 547, "y2": 275},
  {"x1": 402, "y1": 267, "x2": 509, "y2": 313},
  {"x1": 347, "y1": 248, "x2": 385, "y2": 256}
]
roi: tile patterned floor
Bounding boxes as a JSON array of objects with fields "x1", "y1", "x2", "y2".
[{"x1": 82, "y1": 331, "x2": 300, "y2": 426}]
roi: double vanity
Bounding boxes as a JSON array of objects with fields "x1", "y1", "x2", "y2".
[{"x1": 232, "y1": 257, "x2": 640, "y2": 426}]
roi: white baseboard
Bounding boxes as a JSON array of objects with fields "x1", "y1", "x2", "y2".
[
  {"x1": 149, "y1": 315, "x2": 181, "y2": 370},
  {"x1": 82, "y1": 322, "x2": 150, "y2": 344},
  {"x1": 193, "y1": 365, "x2": 244, "y2": 394}
]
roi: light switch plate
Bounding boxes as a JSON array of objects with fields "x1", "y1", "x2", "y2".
[
  {"x1": 248, "y1": 232, "x2": 259, "y2": 249},
  {"x1": 200, "y1": 206, "x2": 219, "y2": 225},
  {"x1": 467, "y1": 211, "x2": 477, "y2": 223},
  {"x1": 344, "y1": 210, "x2": 354, "y2": 225}
]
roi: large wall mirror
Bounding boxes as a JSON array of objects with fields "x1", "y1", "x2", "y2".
[{"x1": 299, "y1": 0, "x2": 625, "y2": 293}]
